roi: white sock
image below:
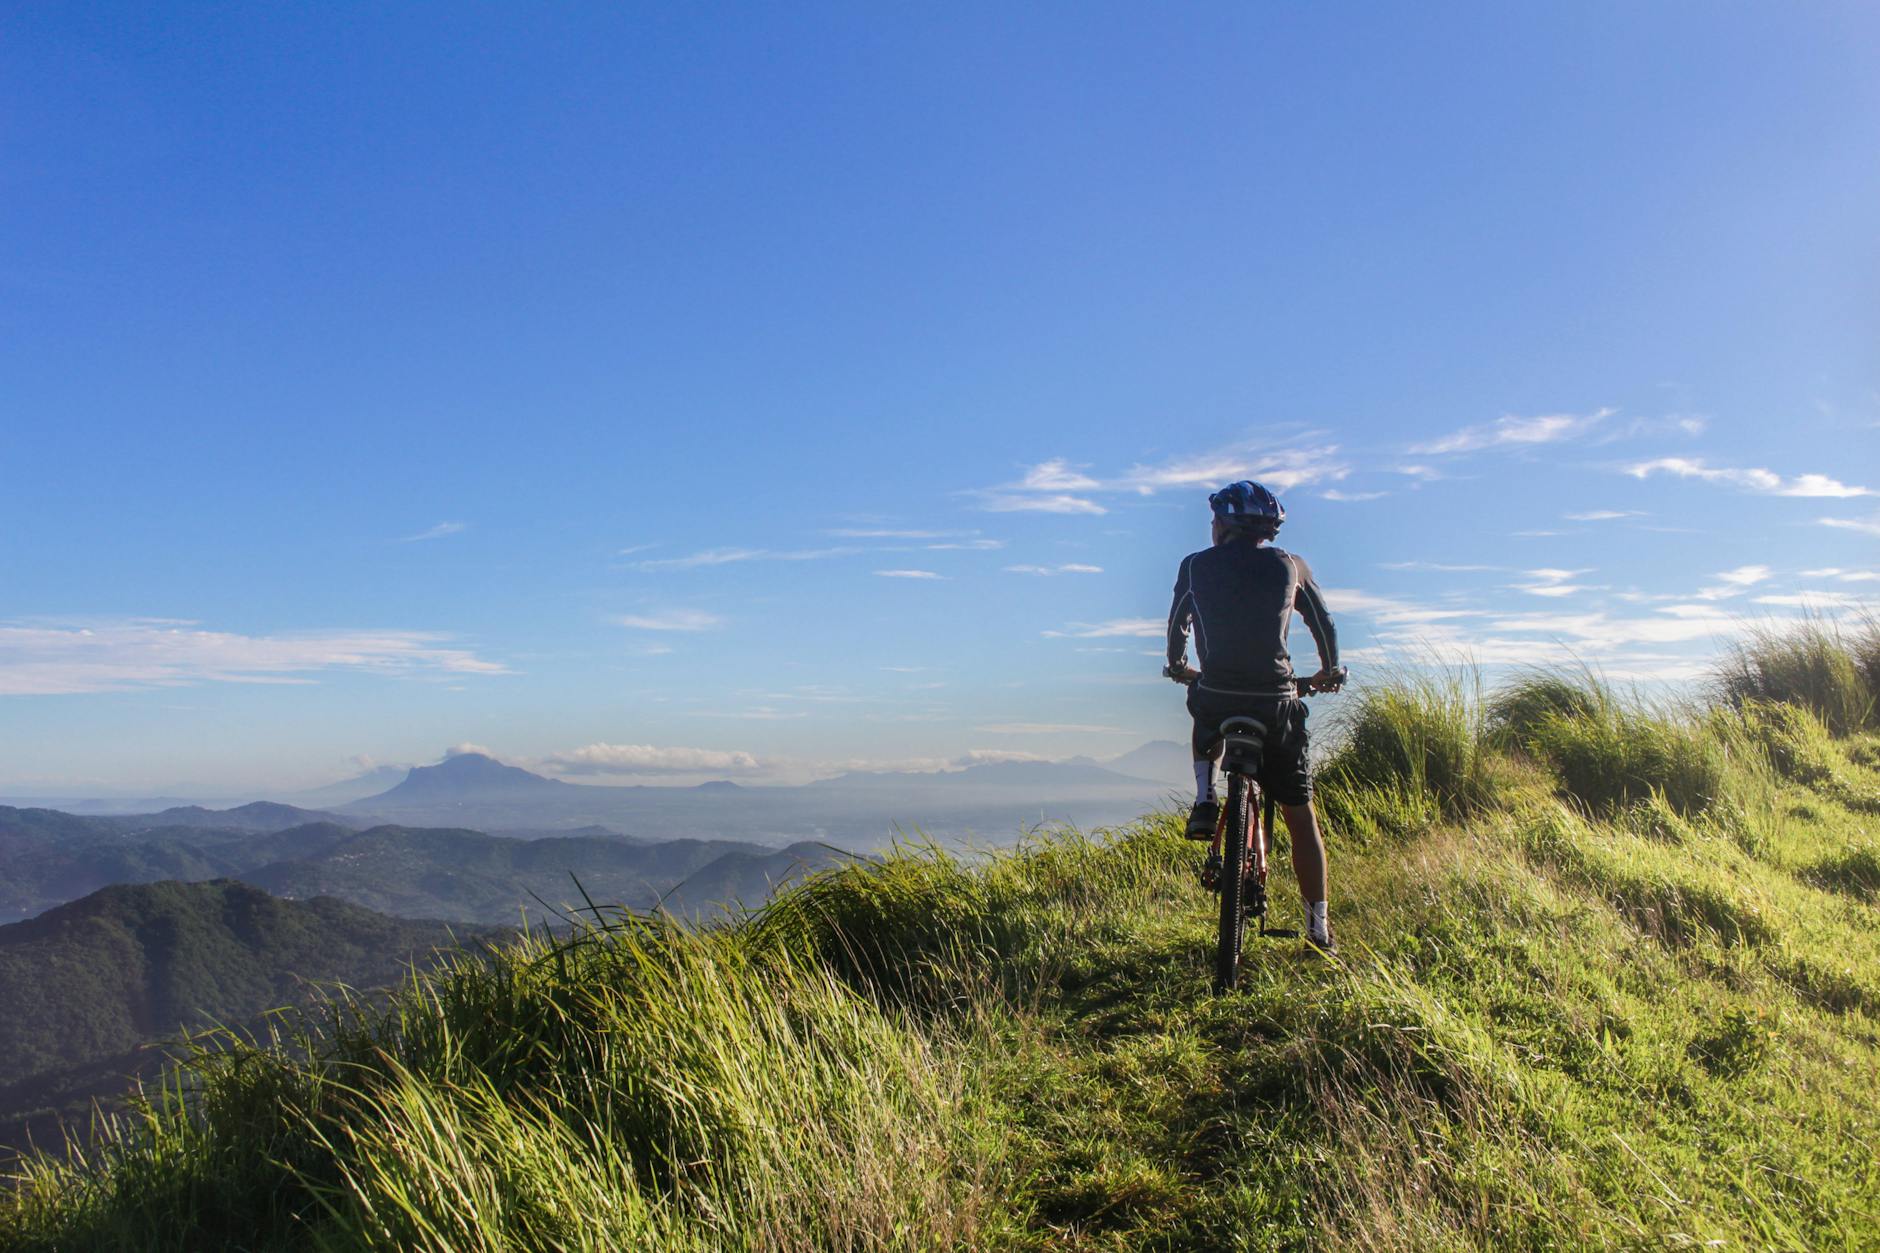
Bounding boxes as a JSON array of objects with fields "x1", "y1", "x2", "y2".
[
  {"x1": 1193, "y1": 760, "x2": 1217, "y2": 805},
  {"x1": 1307, "y1": 900, "x2": 1329, "y2": 933}
]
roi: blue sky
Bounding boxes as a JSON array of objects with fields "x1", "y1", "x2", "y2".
[{"x1": 3, "y1": 3, "x2": 1876, "y2": 793}]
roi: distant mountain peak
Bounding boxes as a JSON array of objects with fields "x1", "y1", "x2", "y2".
[{"x1": 357, "y1": 753, "x2": 566, "y2": 807}]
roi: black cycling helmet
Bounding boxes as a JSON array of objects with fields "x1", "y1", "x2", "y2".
[{"x1": 1208, "y1": 480, "x2": 1285, "y2": 533}]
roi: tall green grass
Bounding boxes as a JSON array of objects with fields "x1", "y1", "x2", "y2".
[
  {"x1": 1315, "y1": 670, "x2": 1491, "y2": 842},
  {"x1": 1488, "y1": 671, "x2": 1729, "y2": 817},
  {"x1": 1, "y1": 915, "x2": 1005, "y2": 1251},
  {"x1": 1716, "y1": 617, "x2": 1877, "y2": 735}
]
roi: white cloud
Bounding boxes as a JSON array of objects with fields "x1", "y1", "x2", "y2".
[
  {"x1": 1563, "y1": 510, "x2": 1642, "y2": 522},
  {"x1": 1004, "y1": 563, "x2": 1104, "y2": 576},
  {"x1": 1508, "y1": 568, "x2": 1596, "y2": 598},
  {"x1": 1319, "y1": 589, "x2": 1484, "y2": 625},
  {"x1": 1716, "y1": 565, "x2": 1772, "y2": 587},
  {"x1": 971, "y1": 439, "x2": 1346, "y2": 517},
  {"x1": 1481, "y1": 604, "x2": 1743, "y2": 646},
  {"x1": 0, "y1": 619, "x2": 508, "y2": 697},
  {"x1": 445, "y1": 743, "x2": 496, "y2": 759},
  {"x1": 977, "y1": 492, "x2": 1109, "y2": 515},
  {"x1": 1692, "y1": 564, "x2": 1773, "y2": 601},
  {"x1": 875, "y1": 569, "x2": 946, "y2": 579},
  {"x1": 397, "y1": 521, "x2": 467, "y2": 543},
  {"x1": 1322, "y1": 489, "x2": 1388, "y2": 502},
  {"x1": 1819, "y1": 513, "x2": 1880, "y2": 537},
  {"x1": 1624, "y1": 458, "x2": 1871, "y2": 498},
  {"x1": 616, "y1": 610, "x2": 723, "y2": 631},
  {"x1": 632, "y1": 546, "x2": 857, "y2": 571},
  {"x1": 1409, "y1": 409, "x2": 1612, "y2": 455},
  {"x1": 1042, "y1": 618, "x2": 1165, "y2": 639},
  {"x1": 1799, "y1": 568, "x2": 1879, "y2": 583},
  {"x1": 925, "y1": 539, "x2": 1007, "y2": 550},
  {"x1": 543, "y1": 743, "x2": 762, "y2": 776},
  {"x1": 1020, "y1": 459, "x2": 1102, "y2": 491},
  {"x1": 1751, "y1": 591, "x2": 1870, "y2": 609},
  {"x1": 1114, "y1": 442, "x2": 1348, "y2": 495}
]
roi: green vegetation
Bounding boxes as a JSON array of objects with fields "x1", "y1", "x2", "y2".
[
  {"x1": 5, "y1": 632, "x2": 1880, "y2": 1250},
  {"x1": 1716, "y1": 615, "x2": 1880, "y2": 736}
]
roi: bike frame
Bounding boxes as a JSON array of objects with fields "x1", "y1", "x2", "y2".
[{"x1": 1210, "y1": 748, "x2": 1298, "y2": 992}]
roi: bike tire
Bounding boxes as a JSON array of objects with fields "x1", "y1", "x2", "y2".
[{"x1": 1214, "y1": 775, "x2": 1249, "y2": 992}]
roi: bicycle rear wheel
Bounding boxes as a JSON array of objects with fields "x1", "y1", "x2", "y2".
[{"x1": 1214, "y1": 775, "x2": 1249, "y2": 992}]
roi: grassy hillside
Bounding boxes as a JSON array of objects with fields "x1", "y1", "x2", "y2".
[{"x1": 3, "y1": 626, "x2": 1877, "y2": 1250}]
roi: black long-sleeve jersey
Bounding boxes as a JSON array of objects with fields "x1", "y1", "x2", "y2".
[{"x1": 1166, "y1": 540, "x2": 1339, "y2": 695}]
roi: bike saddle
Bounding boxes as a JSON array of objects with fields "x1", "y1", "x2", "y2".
[{"x1": 1218, "y1": 716, "x2": 1267, "y2": 772}]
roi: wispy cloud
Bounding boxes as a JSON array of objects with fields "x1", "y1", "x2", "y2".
[
  {"x1": 0, "y1": 619, "x2": 507, "y2": 696},
  {"x1": 1042, "y1": 618, "x2": 1164, "y2": 639},
  {"x1": 1020, "y1": 459, "x2": 1101, "y2": 491},
  {"x1": 1819, "y1": 513, "x2": 1880, "y2": 537},
  {"x1": 632, "y1": 546, "x2": 857, "y2": 571},
  {"x1": 542, "y1": 743, "x2": 761, "y2": 776},
  {"x1": 1004, "y1": 563, "x2": 1103, "y2": 576},
  {"x1": 1800, "y1": 568, "x2": 1879, "y2": 583},
  {"x1": 1751, "y1": 591, "x2": 1871, "y2": 610},
  {"x1": 970, "y1": 439, "x2": 1347, "y2": 517},
  {"x1": 615, "y1": 609, "x2": 723, "y2": 631},
  {"x1": 1113, "y1": 442, "x2": 1348, "y2": 495},
  {"x1": 1511, "y1": 567, "x2": 1597, "y2": 598},
  {"x1": 977, "y1": 492, "x2": 1109, "y2": 515},
  {"x1": 1624, "y1": 458, "x2": 1871, "y2": 498},
  {"x1": 1322, "y1": 489, "x2": 1388, "y2": 502},
  {"x1": 875, "y1": 569, "x2": 946, "y2": 579},
  {"x1": 1563, "y1": 509, "x2": 1642, "y2": 522},
  {"x1": 1409, "y1": 409, "x2": 1612, "y2": 455},
  {"x1": 397, "y1": 521, "x2": 467, "y2": 543},
  {"x1": 1693, "y1": 565, "x2": 1773, "y2": 601},
  {"x1": 1319, "y1": 589, "x2": 1483, "y2": 625}
]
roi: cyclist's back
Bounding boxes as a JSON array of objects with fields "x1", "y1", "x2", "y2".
[
  {"x1": 1169, "y1": 540, "x2": 1336, "y2": 695},
  {"x1": 1164, "y1": 479, "x2": 1344, "y2": 955}
]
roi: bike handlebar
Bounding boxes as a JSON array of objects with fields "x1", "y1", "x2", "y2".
[{"x1": 1163, "y1": 663, "x2": 1348, "y2": 695}]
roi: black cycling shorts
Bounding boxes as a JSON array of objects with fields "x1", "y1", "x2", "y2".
[{"x1": 1187, "y1": 688, "x2": 1313, "y2": 807}]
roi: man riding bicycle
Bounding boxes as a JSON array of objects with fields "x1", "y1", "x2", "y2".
[{"x1": 1164, "y1": 480, "x2": 1345, "y2": 954}]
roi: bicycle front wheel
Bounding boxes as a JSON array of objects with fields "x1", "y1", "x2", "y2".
[{"x1": 1214, "y1": 775, "x2": 1249, "y2": 992}]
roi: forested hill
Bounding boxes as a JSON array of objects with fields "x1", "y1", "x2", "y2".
[{"x1": 0, "y1": 880, "x2": 477, "y2": 1156}]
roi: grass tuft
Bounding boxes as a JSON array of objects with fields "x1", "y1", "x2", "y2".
[
  {"x1": 1317, "y1": 670, "x2": 1491, "y2": 825},
  {"x1": 1716, "y1": 618, "x2": 1876, "y2": 735}
]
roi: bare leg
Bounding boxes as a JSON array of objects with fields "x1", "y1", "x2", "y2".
[{"x1": 1280, "y1": 801, "x2": 1327, "y2": 903}]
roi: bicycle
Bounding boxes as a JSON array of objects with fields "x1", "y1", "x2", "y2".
[{"x1": 1170, "y1": 668, "x2": 1345, "y2": 992}]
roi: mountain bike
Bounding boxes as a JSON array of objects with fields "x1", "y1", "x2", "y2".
[{"x1": 1176, "y1": 671, "x2": 1343, "y2": 992}]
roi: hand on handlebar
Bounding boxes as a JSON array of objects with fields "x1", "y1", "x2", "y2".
[{"x1": 1299, "y1": 666, "x2": 1348, "y2": 695}]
